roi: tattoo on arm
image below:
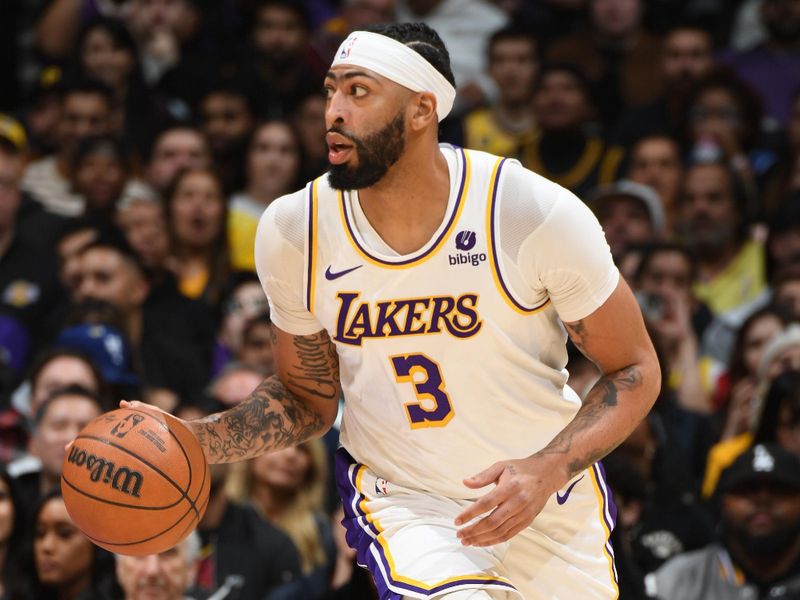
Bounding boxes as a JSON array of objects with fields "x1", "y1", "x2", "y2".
[
  {"x1": 194, "y1": 330, "x2": 338, "y2": 462},
  {"x1": 564, "y1": 319, "x2": 588, "y2": 354},
  {"x1": 287, "y1": 333, "x2": 340, "y2": 401},
  {"x1": 541, "y1": 344, "x2": 643, "y2": 480}
]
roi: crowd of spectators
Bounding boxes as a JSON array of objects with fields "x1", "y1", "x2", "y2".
[{"x1": 0, "y1": 0, "x2": 799, "y2": 598}]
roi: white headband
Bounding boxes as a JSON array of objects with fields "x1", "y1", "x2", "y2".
[{"x1": 331, "y1": 31, "x2": 456, "y2": 122}]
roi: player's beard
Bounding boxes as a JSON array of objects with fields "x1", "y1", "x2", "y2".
[{"x1": 327, "y1": 110, "x2": 406, "y2": 191}]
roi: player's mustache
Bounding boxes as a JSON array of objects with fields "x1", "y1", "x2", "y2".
[{"x1": 327, "y1": 126, "x2": 362, "y2": 146}]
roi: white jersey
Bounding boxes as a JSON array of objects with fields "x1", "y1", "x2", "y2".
[{"x1": 256, "y1": 145, "x2": 619, "y2": 500}]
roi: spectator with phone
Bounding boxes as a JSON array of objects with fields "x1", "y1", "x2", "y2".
[{"x1": 633, "y1": 244, "x2": 717, "y2": 415}]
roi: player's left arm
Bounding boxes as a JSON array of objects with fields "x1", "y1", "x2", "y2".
[
  {"x1": 456, "y1": 277, "x2": 660, "y2": 546},
  {"x1": 455, "y1": 175, "x2": 660, "y2": 547}
]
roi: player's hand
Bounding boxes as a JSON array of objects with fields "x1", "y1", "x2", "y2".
[
  {"x1": 120, "y1": 400, "x2": 203, "y2": 448},
  {"x1": 455, "y1": 455, "x2": 563, "y2": 547},
  {"x1": 120, "y1": 399, "x2": 170, "y2": 425}
]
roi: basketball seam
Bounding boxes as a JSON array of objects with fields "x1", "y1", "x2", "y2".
[
  {"x1": 82, "y1": 497, "x2": 200, "y2": 548},
  {"x1": 127, "y1": 408, "x2": 203, "y2": 522},
  {"x1": 75, "y1": 434, "x2": 201, "y2": 517},
  {"x1": 61, "y1": 474, "x2": 185, "y2": 510}
]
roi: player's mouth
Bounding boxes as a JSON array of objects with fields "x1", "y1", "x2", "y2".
[{"x1": 326, "y1": 132, "x2": 355, "y2": 165}]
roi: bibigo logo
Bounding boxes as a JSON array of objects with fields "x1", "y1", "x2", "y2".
[{"x1": 449, "y1": 230, "x2": 486, "y2": 266}]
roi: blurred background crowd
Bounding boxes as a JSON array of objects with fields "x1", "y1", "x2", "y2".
[{"x1": 0, "y1": 0, "x2": 799, "y2": 598}]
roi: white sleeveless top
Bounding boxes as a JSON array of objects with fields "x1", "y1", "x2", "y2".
[{"x1": 255, "y1": 145, "x2": 619, "y2": 499}]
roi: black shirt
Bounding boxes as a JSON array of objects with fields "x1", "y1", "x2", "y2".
[
  {"x1": 0, "y1": 233, "x2": 60, "y2": 349},
  {"x1": 193, "y1": 500, "x2": 302, "y2": 600}
]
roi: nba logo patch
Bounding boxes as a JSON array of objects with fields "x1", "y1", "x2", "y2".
[
  {"x1": 375, "y1": 478, "x2": 389, "y2": 496},
  {"x1": 339, "y1": 36, "x2": 357, "y2": 59}
]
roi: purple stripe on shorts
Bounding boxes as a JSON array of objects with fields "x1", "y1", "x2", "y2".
[
  {"x1": 594, "y1": 461, "x2": 618, "y2": 529},
  {"x1": 333, "y1": 448, "x2": 518, "y2": 599},
  {"x1": 593, "y1": 462, "x2": 619, "y2": 584}
]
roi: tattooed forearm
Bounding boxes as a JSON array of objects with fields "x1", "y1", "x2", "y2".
[
  {"x1": 192, "y1": 376, "x2": 326, "y2": 462},
  {"x1": 190, "y1": 330, "x2": 339, "y2": 463},
  {"x1": 287, "y1": 332, "x2": 340, "y2": 400},
  {"x1": 540, "y1": 365, "x2": 643, "y2": 480}
]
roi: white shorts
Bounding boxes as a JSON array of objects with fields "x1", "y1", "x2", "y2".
[{"x1": 334, "y1": 448, "x2": 618, "y2": 600}]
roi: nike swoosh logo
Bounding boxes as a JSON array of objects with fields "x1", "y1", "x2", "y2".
[
  {"x1": 324, "y1": 265, "x2": 363, "y2": 280},
  {"x1": 556, "y1": 474, "x2": 585, "y2": 505}
]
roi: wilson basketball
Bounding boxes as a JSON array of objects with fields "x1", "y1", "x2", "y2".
[{"x1": 61, "y1": 408, "x2": 210, "y2": 555}]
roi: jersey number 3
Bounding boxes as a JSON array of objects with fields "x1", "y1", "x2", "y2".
[{"x1": 390, "y1": 353, "x2": 454, "y2": 429}]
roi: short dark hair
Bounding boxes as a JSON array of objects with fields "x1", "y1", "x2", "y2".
[
  {"x1": 487, "y1": 25, "x2": 538, "y2": 60},
  {"x1": 80, "y1": 226, "x2": 147, "y2": 275},
  {"x1": 683, "y1": 159, "x2": 752, "y2": 227},
  {"x1": 59, "y1": 76, "x2": 114, "y2": 108},
  {"x1": 364, "y1": 23, "x2": 456, "y2": 88},
  {"x1": 198, "y1": 80, "x2": 258, "y2": 119},
  {"x1": 634, "y1": 242, "x2": 696, "y2": 283},
  {"x1": 71, "y1": 134, "x2": 130, "y2": 172},
  {"x1": 533, "y1": 62, "x2": 592, "y2": 98},
  {"x1": 34, "y1": 384, "x2": 104, "y2": 426},
  {"x1": 252, "y1": 0, "x2": 310, "y2": 31},
  {"x1": 680, "y1": 67, "x2": 763, "y2": 152},
  {"x1": 55, "y1": 215, "x2": 106, "y2": 247},
  {"x1": 143, "y1": 125, "x2": 207, "y2": 166}
]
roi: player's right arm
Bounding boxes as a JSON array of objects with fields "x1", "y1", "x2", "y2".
[
  {"x1": 126, "y1": 190, "x2": 340, "y2": 463},
  {"x1": 192, "y1": 190, "x2": 341, "y2": 463},
  {"x1": 189, "y1": 326, "x2": 340, "y2": 463},
  {"x1": 125, "y1": 327, "x2": 339, "y2": 464}
]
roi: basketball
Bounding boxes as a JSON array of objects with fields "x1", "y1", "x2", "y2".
[{"x1": 61, "y1": 407, "x2": 210, "y2": 556}]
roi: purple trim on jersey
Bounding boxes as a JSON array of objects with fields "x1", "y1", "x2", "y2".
[
  {"x1": 593, "y1": 461, "x2": 619, "y2": 584},
  {"x1": 305, "y1": 180, "x2": 315, "y2": 312},
  {"x1": 488, "y1": 159, "x2": 550, "y2": 313},
  {"x1": 340, "y1": 147, "x2": 468, "y2": 266},
  {"x1": 334, "y1": 448, "x2": 519, "y2": 599}
]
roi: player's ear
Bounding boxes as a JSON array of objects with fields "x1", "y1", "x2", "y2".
[{"x1": 409, "y1": 91, "x2": 438, "y2": 131}]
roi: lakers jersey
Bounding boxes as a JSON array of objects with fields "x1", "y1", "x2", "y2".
[{"x1": 255, "y1": 145, "x2": 619, "y2": 500}]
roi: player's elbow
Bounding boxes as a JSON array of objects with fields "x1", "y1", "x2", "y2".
[
  {"x1": 301, "y1": 394, "x2": 339, "y2": 439},
  {"x1": 317, "y1": 400, "x2": 339, "y2": 435},
  {"x1": 639, "y1": 347, "x2": 662, "y2": 412}
]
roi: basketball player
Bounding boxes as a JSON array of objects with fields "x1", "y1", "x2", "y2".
[{"x1": 125, "y1": 22, "x2": 660, "y2": 599}]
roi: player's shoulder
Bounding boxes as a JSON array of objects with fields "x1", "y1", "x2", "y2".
[
  {"x1": 264, "y1": 185, "x2": 310, "y2": 217},
  {"x1": 502, "y1": 158, "x2": 567, "y2": 203},
  {"x1": 463, "y1": 147, "x2": 566, "y2": 199},
  {"x1": 256, "y1": 182, "x2": 317, "y2": 250}
]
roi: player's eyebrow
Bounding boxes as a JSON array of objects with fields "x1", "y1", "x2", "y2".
[{"x1": 325, "y1": 70, "x2": 381, "y2": 83}]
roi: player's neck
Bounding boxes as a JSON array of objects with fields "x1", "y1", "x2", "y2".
[{"x1": 357, "y1": 142, "x2": 451, "y2": 255}]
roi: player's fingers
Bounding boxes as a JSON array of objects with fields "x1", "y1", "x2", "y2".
[
  {"x1": 121, "y1": 400, "x2": 168, "y2": 425},
  {"x1": 457, "y1": 503, "x2": 515, "y2": 545},
  {"x1": 454, "y1": 485, "x2": 512, "y2": 526},
  {"x1": 467, "y1": 516, "x2": 529, "y2": 547},
  {"x1": 463, "y1": 461, "x2": 505, "y2": 489}
]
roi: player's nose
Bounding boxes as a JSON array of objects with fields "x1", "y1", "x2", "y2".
[{"x1": 325, "y1": 92, "x2": 349, "y2": 127}]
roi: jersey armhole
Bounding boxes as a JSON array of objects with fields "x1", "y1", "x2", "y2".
[
  {"x1": 305, "y1": 178, "x2": 320, "y2": 313},
  {"x1": 485, "y1": 158, "x2": 552, "y2": 315}
]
